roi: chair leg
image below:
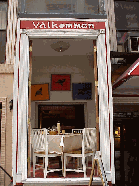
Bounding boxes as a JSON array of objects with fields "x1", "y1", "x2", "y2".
[
  {"x1": 83, "y1": 156, "x2": 87, "y2": 178},
  {"x1": 61, "y1": 154, "x2": 63, "y2": 172},
  {"x1": 43, "y1": 157, "x2": 44, "y2": 168},
  {"x1": 64, "y1": 154, "x2": 66, "y2": 177},
  {"x1": 44, "y1": 156, "x2": 48, "y2": 178},
  {"x1": 86, "y1": 157, "x2": 88, "y2": 167}
]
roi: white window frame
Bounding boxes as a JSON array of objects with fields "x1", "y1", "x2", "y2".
[
  {"x1": 130, "y1": 37, "x2": 139, "y2": 52},
  {"x1": 13, "y1": 17, "x2": 114, "y2": 185}
]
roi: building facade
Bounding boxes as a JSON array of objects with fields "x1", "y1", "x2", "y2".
[{"x1": 0, "y1": 0, "x2": 118, "y2": 185}]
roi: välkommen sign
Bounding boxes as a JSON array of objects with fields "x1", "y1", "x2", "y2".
[{"x1": 20, "y1": 21, "x2": 105, "y2": 30}]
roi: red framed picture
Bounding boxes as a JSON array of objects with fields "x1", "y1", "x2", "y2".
[{"x1": 51, "y1": 74, "x2": 71, "y2": 91}]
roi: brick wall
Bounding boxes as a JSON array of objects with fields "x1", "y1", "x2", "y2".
[{"x1": 0, "y1": 64, "x2": 14, "y2": 186}]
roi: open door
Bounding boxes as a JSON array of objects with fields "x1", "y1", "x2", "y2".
[{"x1": 13, "y1": 34, "x2": 29, "y2": 184}]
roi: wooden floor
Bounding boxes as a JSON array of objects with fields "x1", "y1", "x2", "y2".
[{"x1": 30, "y1": 160, "x2": 94, "y2": 178}]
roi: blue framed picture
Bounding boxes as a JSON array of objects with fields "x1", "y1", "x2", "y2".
[{"x1": 72, "y1": 83, "x2": 92, "y2": 100}]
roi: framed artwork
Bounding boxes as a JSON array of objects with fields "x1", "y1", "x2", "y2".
[
  {"x1": 72, "y1": 83, "x2": 92, "y2": 100},
  {"x1": 51, "y1": 74, "x2": 71, "y2": 91},
  {"x1": 31, "y1": 84, "x2": 49, "y2": 101}
]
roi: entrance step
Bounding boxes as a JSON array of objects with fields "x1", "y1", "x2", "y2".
[{"x1": 23, "y1": 177, "x2": 102, "y2": 186}]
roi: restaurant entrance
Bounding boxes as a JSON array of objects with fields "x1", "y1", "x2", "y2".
[{"x1": 12, "y1": 19, "x2": 115, "y2": 185}]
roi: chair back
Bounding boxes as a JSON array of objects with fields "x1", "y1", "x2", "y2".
[
  {"x1": 82, "y1": 128, "x2": 96, "y2": 153},
  {"x1": 31, "y1": 128, "x2": 47, "y2": 153},
  {"x1": 72, "y1": 129, "x2": 83, "y2": 134}
]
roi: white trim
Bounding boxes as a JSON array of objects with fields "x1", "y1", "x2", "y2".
[
  {"x1": 128, "y1": 61, "x2": 139, "y2": 75},
  {"x1": 16, "y1": 174, "x2": 22, "y2": 183},
  {"x1": 106, "y1": 171, "x2": 112, "y2": 182},
  {"x1": 19, "y1": 18, "x2": 107, "y2": 22},
  {"x1": 13, "y1": 17, "x2": 114, "y2": 184}
]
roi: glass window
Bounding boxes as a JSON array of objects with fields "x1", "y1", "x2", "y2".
[
  {"x1": 114, "y1": 126, "x2": 120, "y2": 149},
  {"x1": 19, "y1": 0, "x2": 100, "y2": 14},
  {"x1": 0, "y1": 31, "x2": 6, "y2": 64},
  {"x1": 0, "y1": 1, "x2": 7, "y2": 64},
  {"x1": 131, "y1": 37, "x2": 138, "y2": 51}
]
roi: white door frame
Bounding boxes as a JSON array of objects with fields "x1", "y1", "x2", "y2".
[{"x1": 13, "y1": 17, "x2": 114, "y2": 184}]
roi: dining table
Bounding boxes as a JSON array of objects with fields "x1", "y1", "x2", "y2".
[
  {"x1": 47, "y1": 133, "x2": 82, "y2": 175},
  {"x1": 48, "y1": 133, "x2": 82, "y2": 153}
]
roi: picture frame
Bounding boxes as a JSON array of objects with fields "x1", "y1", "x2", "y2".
[
  {"x1": 51, "y1": 74, "x2": 71, "y2": 91},
  {"x1": 31, "y1": 83, "x2": 49, "y2": 101},
  {"x1": 72, "y1": 83, "x2": 92, "y2": 100}
]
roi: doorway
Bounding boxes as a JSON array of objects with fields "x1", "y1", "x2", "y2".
[
  {"x1": 114, "y1": 115, "x2": 138, "y2": 186},
  {"x1": 38, "y1": 104, "x2": 85, "y2": 133}
]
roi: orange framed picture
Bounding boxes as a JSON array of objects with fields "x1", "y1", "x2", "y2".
[{"x1": 31, "y1": 84, "x2": 49, "y2": 101}]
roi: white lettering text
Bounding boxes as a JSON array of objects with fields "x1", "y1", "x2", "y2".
[
  {"x1": 52, "y1": 22, "x2": 58, "y2": 28},
  {"x1": 33, "y1": 22, "x2": 40, "y2": 28},
  {"x1": 39, "y1": 22, "x2": 46, "y2": 28},
  {"x1": 81, "y1": 24, "x2": 87, "y2": 29},
  {"x1": 74, "y1": 23, "x2": 81, "y2": 28},
  {"x1": 88, "y1": 24, "x2": 94, "y2": 29},
  {"x1": 66, "y1": 24, "x2": 72, "y2": 29}
]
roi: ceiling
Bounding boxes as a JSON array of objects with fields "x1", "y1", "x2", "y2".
[{"x1": 32, "y1": 38, "x2": 94, "y2": 57}]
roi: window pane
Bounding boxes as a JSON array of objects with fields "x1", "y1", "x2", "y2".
[
  {"x1": 85, "y1": 0, "x2": 99, "y2": 14},
  {"x1": 131, "y1": 37, "x2": 138, "y2": 51},
  {"x1": 0, "y1": 2, "x2": 7, "y2": 29},
  {"x1": 19, "y1": 0, "x2": 99, "y2": 14},
  {"x1": 0, "y1": 31, "x2": 6, "y2": 64}
]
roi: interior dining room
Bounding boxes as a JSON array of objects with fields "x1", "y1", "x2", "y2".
[
  {"x1": 30, "y1": 38, "x2": 97, "y2": 178},
  {"x1": 31, "y1": 38, "x2": 96, "y2": 130}
]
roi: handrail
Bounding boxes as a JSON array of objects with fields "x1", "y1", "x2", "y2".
[{"x1": 89, "y1": 151, "x2": 108, "y2": 186}]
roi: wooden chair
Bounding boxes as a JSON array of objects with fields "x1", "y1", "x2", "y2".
[
  {"x1": 71, "y1": 129, "x2": 83, "y2": 167},
  {"x1": 31, "y1": 128, "x2": 63, "y2": 178},
  {"x1": 64, "y1": 128, "x2": 96, "y2": 177}
]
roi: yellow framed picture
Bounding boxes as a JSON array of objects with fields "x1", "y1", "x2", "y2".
[{"x1": 31, "y1": 84, "x2": 49, "y2": 101}]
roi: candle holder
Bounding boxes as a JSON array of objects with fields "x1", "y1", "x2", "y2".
[{"x1": 57, "y1": 121, "x2": 60, "y2": 135}]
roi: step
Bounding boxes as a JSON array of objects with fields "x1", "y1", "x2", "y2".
[{"x1": 23, "y1": 177, "x2": 102, "y2": 186}]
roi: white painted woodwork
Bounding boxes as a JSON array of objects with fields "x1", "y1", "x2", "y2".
[
  {"x1": 6, "y1": 0, "x2": 18, "y2": 64},
  {"x1": 97, "y1": 20, "x2": 115, "y2": 183},
  {"x1": 19, "y1": 33, "x2": 29, "y2": 180},
  {"x1": 13, "y1": 33, "x2": 29, "y2": 184}
]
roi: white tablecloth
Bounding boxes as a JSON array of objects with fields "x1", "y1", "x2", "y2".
[{"x1": 48, "y1": 134, "x2": 82, "y2": 154}]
